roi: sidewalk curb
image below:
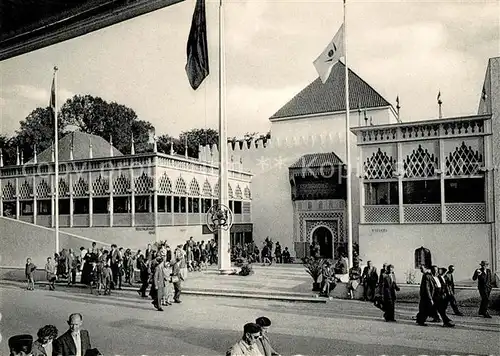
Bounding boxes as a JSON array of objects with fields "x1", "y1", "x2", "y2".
[{"x1": 4, "y1": 280, "x2": 326, "y2": 303}]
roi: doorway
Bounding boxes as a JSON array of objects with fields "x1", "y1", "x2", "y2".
[{"x1": 312, "y1": 226, "x2": 333, "y2": 259}]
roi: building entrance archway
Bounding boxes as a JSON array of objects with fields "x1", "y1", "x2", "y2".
[{"x1": 311, "y1": 226, "x2": 334, "y2": 259}]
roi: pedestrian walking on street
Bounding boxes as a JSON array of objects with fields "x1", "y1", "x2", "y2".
[
  {"x1": 472, "y1": 260, "x2": 493, "y2": 318},
  {"x1": 153, "y1": 258, "x2": 170, "y2": 311},
  {"x1": 442, "y1": 266, "x2": 464, "y2": 316},
  {"x1": 361, "y1": 260, "x2": 378, "y2": 301},
  {"x1": 226, "y1": 323, "x2": 264, "y2": 356},
  {"x1": 25, "y1": 257, "x2": 37, "y2": 291},
  {"x1": 45, "y1": 257, "x2": 57, "y2": 291},
  {"x1": 255, "y1": 317, "x2": 280, "y2": 356},
  {"x1": 381, "y1": 264, "x2": 400, "y2": 322},
  {"x1": 171, "y1": 257, "x2": 184, "y2": 304},
  {"x1": 137, "y1": 254, "x2": 149, "y2": 298}
]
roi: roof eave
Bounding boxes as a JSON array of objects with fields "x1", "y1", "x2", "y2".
[{"x1": 269, "y1": 105, "x2": 392, "y2": 122}]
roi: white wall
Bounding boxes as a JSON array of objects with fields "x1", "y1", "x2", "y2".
[
  {"x1": 64, "y1": 225, "x2": 207, "y2": 251},
  {"x1": 270, "y1": 108, "x2": 394, "y2": 140},
  {"x1": 359, "y1": 223, "x2": 492, "y2": 282}
]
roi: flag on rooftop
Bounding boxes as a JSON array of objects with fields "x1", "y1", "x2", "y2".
[
  {"x1": 313, "y1": 24, "x2": 345, "y2": 84},
  {"x1": 185, "y1": 0, "x2": 209, "y2": 90}
]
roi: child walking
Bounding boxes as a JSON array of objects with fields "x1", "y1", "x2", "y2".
[{"x1": 25, "y1": 258, "x2": 37, "y2": 290}]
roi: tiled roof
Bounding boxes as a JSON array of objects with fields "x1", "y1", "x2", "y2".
[
  {"x1": 270, "y1": 61, "x2": 391, "y2": 120},
  {"x1": 29, "y1": 131, "x2": 123, "y2": 163},
  {"x1": 289, "y1": 152, "x2": 344, "y2": 169}
]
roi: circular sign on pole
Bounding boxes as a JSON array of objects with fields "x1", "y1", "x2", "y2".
[{"x1": 206, "y1": 204, "x2": 234, "y2": 233}]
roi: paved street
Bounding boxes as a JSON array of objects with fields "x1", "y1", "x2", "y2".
[{"x1": 1, "y1": 282, "x2": 499, "y2": 356}]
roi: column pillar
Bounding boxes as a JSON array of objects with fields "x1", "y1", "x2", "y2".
[
  {"x1": 88, "y1": 172, "x2": 93, "y2": 227},
  {"x1": 69, "y1": 175, "x2": 74, "y2": 227},
  {"x1": 153, "y1": 157, "x2": 159, "y2": 243},
  {"x1": 109, "y1": 171, "x2": 114, "y2": 227},
  {"x1": 32, "y1": 177, "x2": 37, "y2": 225},
  {"x1": 397, "y1": 142, "x2": 404, "y2": 223},
  {"x1": 15, "y1": 178, "x2": 19, "y2": 219},
  {"x1": 439, "y1": 138, "x2": 446, "y2": 222},
  {"x1": 131, "y1": 170, "x2": 135, "y2": 227},
  {"x1": 51, "y1": 175, "x2": 55, "y2": 228},
  {"x1": 0, "y1": 175, "x2": 3, "y2": 217}
]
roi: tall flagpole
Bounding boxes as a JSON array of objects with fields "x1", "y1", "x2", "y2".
[
  {"x1": 53, "y1": 66, "x2": 60, "y2": 254},
  {"x1": 343, "y1": 0, "x2": 353, "y2": 268},
  {"x1": 218, "y1": 0, "x2": 231, "y2": 273}
]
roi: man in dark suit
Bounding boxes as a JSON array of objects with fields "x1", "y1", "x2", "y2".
[
  {"x1": 416, "y1": 265, "x2": 438, "y2": 326},
  {"x1": 361, "y1": 260, "x2": 378, "y2": 301},
  {"x1": 472, "y1": 260, "x2": 493, "y2": 318},
  {"x1": 53, "y1": 313, "x2": 92, "y2": 356},
  {"x1": 443, "y1": 265, "x2": 463, "y2": 316},
  {"x1": 381, "y1": 264, "x2": 400, "y2": 322},
  {"x1": 416, "y1": 266, "x2": 454, "y2": 327}
]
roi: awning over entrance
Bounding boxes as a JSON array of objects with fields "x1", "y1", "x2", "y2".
[
  {"x1": 202, "y1": 223, "x2": 253, "y2": 235},
  {"x1": 289, "y1": 152, "x2": 344, "y2": 179}
]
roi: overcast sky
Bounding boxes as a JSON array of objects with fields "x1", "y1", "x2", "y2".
[{"x1": 0, "y1": 0, "x2": 498, "y2": 138}]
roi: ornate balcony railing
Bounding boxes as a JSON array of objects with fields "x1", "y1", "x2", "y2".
[
  {"x1": 0, "y1": 152, "x2": 252, "y2": 181},
  {"x1": 445, "y1": 203, "x2": 485, "y2": 223},
  {"x1": 363, "y1": 203, "x2": 486, "y2": 224},
  {"x1": 352, "y1": 114, "x2": 491, "y2": 145},
  {"x1": 364, "y1": 205, "x2": 399, "y2": 223}
]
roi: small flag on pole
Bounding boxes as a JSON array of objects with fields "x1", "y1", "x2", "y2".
[
  {"x1": 313, "y1": 24, "x2": 345, "y2": 84},
  {"x1": 437, "y1": 90, "x2": 442, "y2": 104},
  {"x1": 49, "y1": 75, "x2": 56, "y2": 118},
  {"x1": 185, "y1": 0, "x2": 209, "y2": 90}
]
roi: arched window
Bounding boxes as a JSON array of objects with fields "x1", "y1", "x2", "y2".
[{"x1": 414, "y1": 246, "x2": 432, "y2": 269}]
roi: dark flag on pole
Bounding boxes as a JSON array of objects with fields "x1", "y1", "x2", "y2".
[
  {"x1": 49, "y1": 76, "x2": 56, "y2": 117},
  {"x1": 185, "y1": 0, "x2": 209, "y2": 90}
]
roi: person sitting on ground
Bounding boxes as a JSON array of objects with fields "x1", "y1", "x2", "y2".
[
  {"x1": 32, "y1": 325, "x2": 58, "y2": 356},
  {"x1": 282, "y1": 247, "x2": 291, "y2": 264},
  {"x1": 255, "y1": 317, "x2": 280, "y2": 356},
  {"x1": 321, "y1": 260, "x2": 336, "y2": 297}
]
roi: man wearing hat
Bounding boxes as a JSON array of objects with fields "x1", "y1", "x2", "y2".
[
  {"x1": 472, "y1": 261, "x2": 493, "y2": 318},
  {"x1": 255, "y1": 317, "x2": 280, "y2": 356},
  {"x1": 226, "y1": 323, "x2": 264, "y2": 356},
  {"x1": 9, "y1": 334, "x2": 33, "y2": 356}
]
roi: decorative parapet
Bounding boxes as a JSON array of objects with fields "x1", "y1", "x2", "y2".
[
  {"x1": 0, "y1": 152, "x2": 252, "y2": 182},
  {"x1": 351, "y1": 114, "x2": 491, "y2": 145}
]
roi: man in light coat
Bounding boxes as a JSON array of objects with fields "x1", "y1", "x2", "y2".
[
  {"x1": 153, "y1": 259, "x2": 169, "y2": 311},
  {"x1": 226, "y1": 323, "x2": 264, "y2": 356}
]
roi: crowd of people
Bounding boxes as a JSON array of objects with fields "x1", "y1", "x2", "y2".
[
  {"x1": 320, "y1": 258, "x2": 494, "y2": 325},
  {"x1": 8, "y1": 313, "x2": 100, "y2": 356},
  {"x1": 231, "y1": 237, "x2": 293, "y2": 265},
  {"x1": 7, "y1": 313, "x2": 281, "y2": 356}
]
